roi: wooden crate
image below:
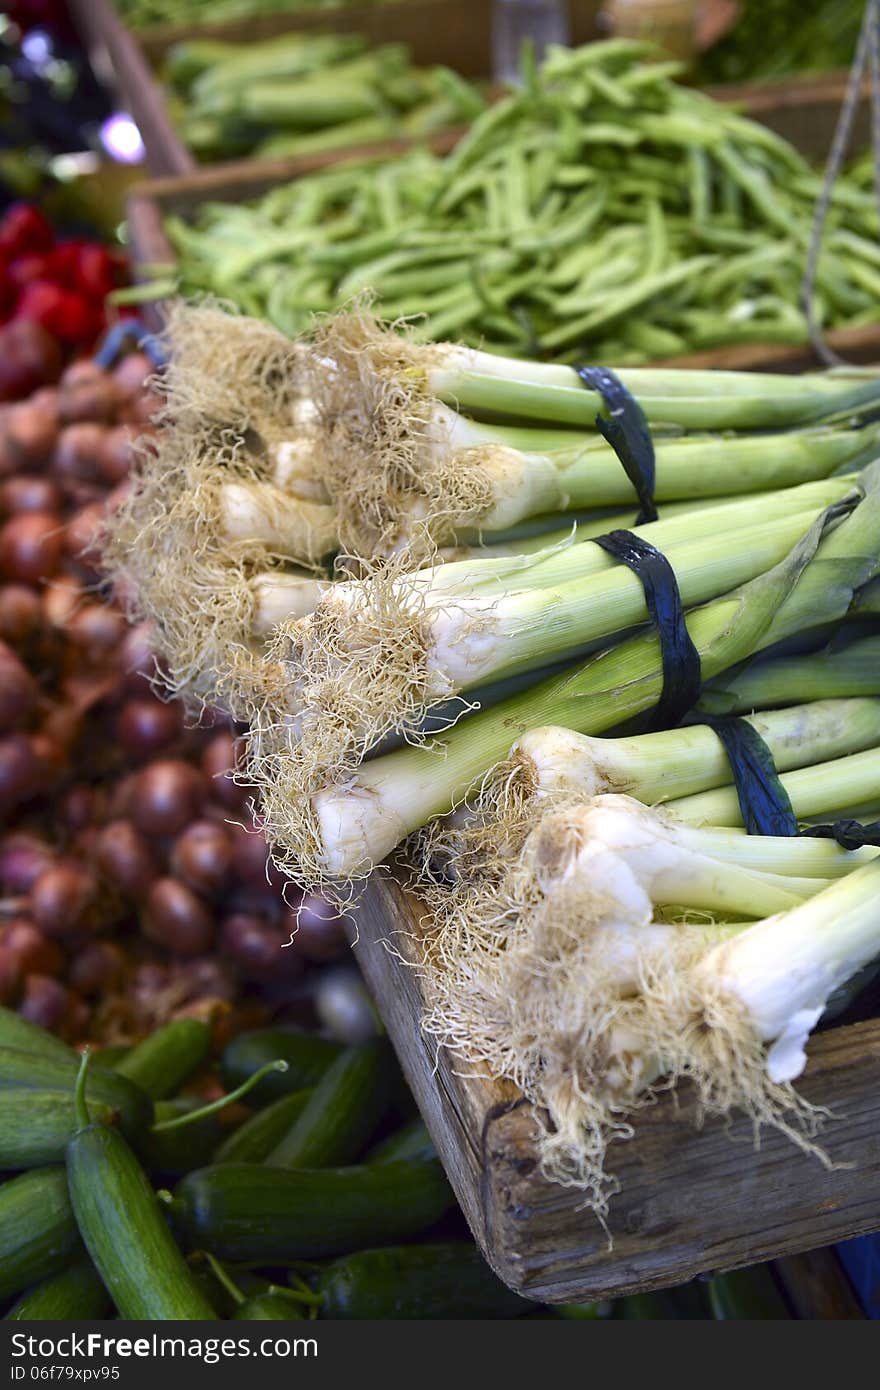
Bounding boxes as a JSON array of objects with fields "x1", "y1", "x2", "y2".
[
  {"x1": 124, "y1": 68, "x2": 880, "y2": 369},
  {"x1": 69, "y1": 0, "x2": 605, "y2": 176},
  {"x1": 352, "y1": 876, "x2": 880, "y2": 1303}
]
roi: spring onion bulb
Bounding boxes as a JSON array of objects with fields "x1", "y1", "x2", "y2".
[
  {"x1": 252, "y1": 477, "x2": 879, "y2": 888},
  {"x1": 312, "y1": 312, "x2": 880, "y2": 557},
  {"x1": 417, "y1": 799, "x2": 880, "y2": 1214}
]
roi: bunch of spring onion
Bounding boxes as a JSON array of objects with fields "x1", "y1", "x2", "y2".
[
  {"x1": 247, "y1": 451, "x2": 880, "y2": 891},
  {"x1": 414, "y1": 791, "x2": 880, "y2": 1217},
  {"x1": 104, "y1": 304, "x2": 880, "y2": 716},
  {"x1": 162, "y1": 41, "x2": 880, "y2": 361}
]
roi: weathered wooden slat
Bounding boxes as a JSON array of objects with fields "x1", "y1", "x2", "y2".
[{"x1": 353, "y1": 874, "x2": 880, "y2": 1302}]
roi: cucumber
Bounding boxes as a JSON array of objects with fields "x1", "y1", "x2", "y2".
[
  {"x1": 113, "y1": 1019, "x2": 212, "y2": 1100},
  {"x1": 66, "y1": 1121, "x2": 217, "y2": 1320},
  {"x1": 265, "y1": 1039, "x2": 394, "y2": 1168},
  {"x1": 221, "y1": 1030, "x2": 343, "y2": 1103},
  {"x1": 0, "y1": 1168, "x2": 81, "y2": 1301},
  {"x1": 139, "y1": 1097, "x2": 225, "y2": 1179},
  {"x1": 0, "y1": 1046, "x2": 153, "y2": 1143},
  {"x1": 233, "y1": 1294, "x2": 301, "y2": 1320},
  {"x1": 213, "y1": 1089, "x2": 313, "y2": 1164},
  {"x1": 0, "y1": 1007, "x2": 74, "y2": 1062},
  {"x1": 316, "y1": 1243, "x2": 533, "y2": 1319},
  {"x1": 368, "y1": 1119, "x2": 437, "y2": 1165},
  {"x1": 5, "y1": 1261, "x2": 111, "y2": 1320},
  {"x1": 172, "y1": 1159, "x2": 454, "y2": 1262},
  {"x1": 0, "y1": 1092, "x2": 115, "y2": 1168}
]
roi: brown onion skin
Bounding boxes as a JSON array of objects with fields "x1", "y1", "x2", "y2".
[
  {"x1": 65, "y1": 602, "x2": 125, "y2": 661},
  {"x1": 220, "y1": 913, "x2": 303, "y2": 982},
  {"x1": 1, "y1": 919, "x2": 64, "y2": 977},
  {"x1": 19, "y1": 972, "x2": 69, "y2": 1030},
  {"x1": 30, "y1": 861, "x2": 103, "y2": 939},
  {"x1": 95, "y1": 819, "x2": 159, "y2": 899},
  {"x1": 0, "y1": 321, "x2": 62, "y2": 405},
  {"x1": 143, "y1": 878, "x2": 215, "y2": 956},
  {"x1": 64, "y1": 502, "x2": 105, "y2": 573},
  {"x1": 0, "y1": 475, "x2": 62, "y2": 517},
  {"x1": 51, "y1": 423, "x2": 107, "y2": 486},
  {"x1": 0, "y1": 638, "x2": 37, "y2": 727},
  {"x1": 69, "y1": 940, "x2": 126, "y2": 996},
  {"x1": 171, "y1": 820, "x2": 232, "y2": 898},
  {"x1": 0, "y1": 584, "x2": 42, "y2": 644},
  {"x1": 116, "y1": 698, "x2": 182, "y2": 761},
  {"x1": 0, "y1": 945, "x2": 21, "y2": 1004},
  {"x1": 98, "y1": 425, "x2": 133, "y2": 485},
  {"x1": 0, "y1": 833, "x2": 55, "y2": 893},
  {"x1": 285, "y1": 896, "x2": 349, "y2": 963},
  {"x1": 0, "y1": 511, "x2": 63, "y2": 584},
  {"x1": 0, "y1": 733, "x2": 40, "y2": 817},
  {"x1": 129, "y1": 760, "x2": 205, "y2": 839},
  {"x1": 59, "y1": 784, "x2": 101, "y2": 832},
  {"x1": 58, "y1": 376, "x2": 120, "y2": 426},
  {"x1": 228, "y1": 821, "x2": 286, "y2": 891},
  {"x1": 5, "y1": 402, "x2": 58, "y2": 466},
  {"x1": 201, "y1": 731, "x2": 250, "y2": 810},
  {"x1": 112, "y1": 352, "x2": 151, "y2": 398},
  {"x1": 118, "y1": 621, "x2": 158, "y2": 691}
]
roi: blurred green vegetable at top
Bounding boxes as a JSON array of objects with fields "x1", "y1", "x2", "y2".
[
  {"x1": 162, "y1": 31, "x2": 485, "y2": 164},
  {"x1": 114, "y1": 0, "x2": 438, "y2": 35},
  {"x1": 161, "y1": 39, "x2": 880, "y2": 364},
  {"x1": 695, "y1": 0, "x2": 864, "y2": 84}
]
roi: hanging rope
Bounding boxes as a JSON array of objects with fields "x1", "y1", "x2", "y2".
[{"x1": 801, "y1": 0, "x2": 880, "y2": 365}]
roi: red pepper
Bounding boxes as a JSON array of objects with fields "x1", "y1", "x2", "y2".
[
  {"x1": 13, "y1": 279, "x2": 68, "y2": 333},
  {"x1": 0, "y1": 203, "x2": 54, "y2": 259},
  {"x1": 14, "y1": 282, "x2": 98, "y2": 347},
  {"x1": 7, "y1": 253, "x2": 54, "y2": 290},
  {"x1": 71, "y1": 244, "x2": 116, "y2": 299}
]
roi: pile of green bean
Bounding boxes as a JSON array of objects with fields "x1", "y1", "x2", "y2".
[
  {"x1": 162, "y1": 40, "x2": 880, "y2": 364},
  {"x1": 114, "y1": 0, "x2": 403, "y2": 34},
  {"x1": 163, "y1": 32, "x2": 485, "y2": 163}
]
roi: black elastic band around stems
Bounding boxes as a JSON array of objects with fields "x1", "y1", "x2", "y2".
[
  {"x1": 593, "y1": 529, "x2": 701, "y2": 729},
  {"x1": 575, "y1": 366, "x2": 658, "y2": 523},
  {"x1": 702, "y1": 716, "x2": 798, "y2": 837},
  {"x1": 800, "y1": 819, "x2": 880, "y2": 850}
]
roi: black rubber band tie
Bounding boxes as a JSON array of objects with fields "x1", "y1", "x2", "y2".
[
  {"x1": 575, "y1": 366, "x2": 658, "y2": 523},
  {"x1": 800, "y1": 819, "x2": 880, "y2": 851},
  {"x1": 593, "y1": 529, "x2": 702, "y2": 729},
  {"x1": 702, "y1": 717, "x2": 798, "y2": 838}
]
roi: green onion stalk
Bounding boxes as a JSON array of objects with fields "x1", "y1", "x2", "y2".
[
  {"x1": 309, "y1": 310, "x2": 880, "y2": 558},
  {"x1": 428, "y1": 696, "x2": 880, "y2": 886},
  {"x1": 699, "y1": 633, "x2": 880, "y2": 714},
  {"x1": 249, "y1": 478, "x2": 860, "y2": 872},
  {"x1": 415, "y1": 790, "x2": 880, "y2": 1217},
  {"x1": 248, "y1": 465, "x2": 880, "y2": 890}
]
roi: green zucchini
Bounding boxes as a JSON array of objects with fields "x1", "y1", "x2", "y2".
[
  {"x1": 0, "y1": 1092, "x2": 115, "y2": 1168},
  {"x1": 0, "y1": 1046, "x2": 153, "y2": 1143},
  {"x1": 265, "y1": 1039, "x2": 394, "y2": 1168},
  {"x1": 367, "y1": 1119, "x2": 437, "y2": 1165},
  {"x1": 113, "y1": 1019, "x2": 212, "y2": 1100},
  {"x1": 139, "y1": 1097, "x2": 226, "y2": 1178},
  {"x1": 0, "y1": 1168, "x2": 81, "y2": 1301},
  {"x1": 172, "y1": 1159, "x2": 454, "y2": 1262},
  {"x1": 5, "y1": 1261, "x2": 111, "y2": 1320},
  {"x1": 316, "y1": 1243, "x2": 533, "y2": 1319},
  {"x1": 213, "y1": 1089, "x2": 313, "y2": 1164},
  {"x1": 0, "y1": 1007, "x2": 74, "y2": 1062},
  {"x1": 66, "y1": 1120, "x2": 217, "y2": 1320},
  {"x1": 221, "y1": 1030, "x2": 343, "y2": 1103}
]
